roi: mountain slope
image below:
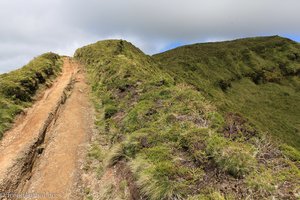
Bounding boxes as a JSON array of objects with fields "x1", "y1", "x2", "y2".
[
  {"x1": 0, "y1": 53, "x2": 62, "y2": 137},
  {"x1": 75, "y1": 39, "x2": 300, "y2": 199},
  {"x1": 154, "y1": 36, "x2": 300, "y2": 149}
]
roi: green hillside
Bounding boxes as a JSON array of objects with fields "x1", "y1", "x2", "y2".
[
  {"x1": 0, "y1": 53, "x2": 62, "y2": 137},
  {"x1": 75, "y1": 39, "x2": 300, "y2": 199},
  {"x1": 154, "y1": 36, "x2": 300, "y2": 149}
]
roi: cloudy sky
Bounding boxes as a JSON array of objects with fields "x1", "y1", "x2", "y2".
[{"x1": 0, "y1": 0, "x2": 300, "y2": 73}]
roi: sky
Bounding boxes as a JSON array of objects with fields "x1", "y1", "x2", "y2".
[{"x1": 0, "y1": 0, "x2": 300, "y2": 73}]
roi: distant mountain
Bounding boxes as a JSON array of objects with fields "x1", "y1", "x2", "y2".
[{"x1": 154, "y1": 36, "x2": 300, "y2": 149}]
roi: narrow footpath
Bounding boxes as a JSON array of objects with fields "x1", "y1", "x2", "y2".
[{"x1": 0, "y1": 58, "x2": 94, "y2": 200}]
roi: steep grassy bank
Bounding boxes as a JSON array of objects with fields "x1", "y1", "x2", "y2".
[
  {"x1": 75, "y1": 40, "x2": 299, "y2": 199},
  {"x1": 0, "y1": 52, "x2": 62, "y2": 137},
  {"x1": 154, "y1": 36, "x2": 300, "y2": 150}
]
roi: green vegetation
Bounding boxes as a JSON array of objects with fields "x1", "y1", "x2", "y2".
[
  {"x1": 187, "y1": 191, "x2": 227, "y2": 200},
  {"x1": 280, "y1": 143, "x2": 300, "y2": 162},
  {"x1": 0, "y1": 52, "x2": 61, "y2": 137},
  {"x1": 206, "y1": 133, "x2": 257, "y2": 178},
  {"x1": 75, "y1": 38, "x2": 300, "y2": 199},
  {"x1": 154, "y1": 36, "x2": 300, "y2": 149},
  {"x1": 245, "y1": 168, "x2": 276, "y2": 194}
]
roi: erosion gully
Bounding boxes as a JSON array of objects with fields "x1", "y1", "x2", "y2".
[{"x1": 0, "y1": 58, "x2": 94, "y2": 200}]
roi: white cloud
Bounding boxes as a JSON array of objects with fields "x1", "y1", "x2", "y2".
[{"x1": 0, "y1": 0, "x2": 300, "y2": 73}]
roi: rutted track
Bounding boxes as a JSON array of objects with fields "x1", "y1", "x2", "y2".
[{"x1": 0, "y1": 58, "x2": 93, "y2": 199}]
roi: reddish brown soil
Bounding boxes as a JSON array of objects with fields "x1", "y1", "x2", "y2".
[{"x1": 0, "y1": 58, "x2": 94, "y2": 200}]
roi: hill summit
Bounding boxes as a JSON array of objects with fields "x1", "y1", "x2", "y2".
[{"x1": 74, "y1": 36, "x2": 300, "y2": 199}]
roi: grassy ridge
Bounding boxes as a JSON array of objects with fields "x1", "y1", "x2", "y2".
[
  {"x1": 75, "y1": 39, "x2": 300, "y2": 199},
  {"x1": 154, "y1": 36, "x2": 300, "y2": 149},
  {"x1": 0, "y1": 52, "x2": 62, "y2": 137}
]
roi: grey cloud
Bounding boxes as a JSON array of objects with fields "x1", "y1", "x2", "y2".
[
  {"x1": 66, "y1": 0, "x2": 300, "y2": 38},
  {"x1": 0, "y1": 0, "x2": 300, "y2": 73}
]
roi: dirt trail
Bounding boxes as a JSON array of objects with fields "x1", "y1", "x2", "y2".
[{"x1": 0, "y1": 58, "x2": 93, "y2": 199}]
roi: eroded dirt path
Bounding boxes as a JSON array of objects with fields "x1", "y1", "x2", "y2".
[{"x1": 0, "y1": 58, "x2": 94, "y2": 199}]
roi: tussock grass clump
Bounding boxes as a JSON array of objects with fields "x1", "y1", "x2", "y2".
[
  {"x1": 206, "y1": 134, "x2": 257, "y2": 178},
  {"x1": 0, "y1": 52, "x2": 61, "y2": 138},
  {"x1": 245, "y1": 168, "x2": 276, "y2": 194},
  {"x1": 75, "y1": 38, "x2": 300, "y2": 199},
  {"x1": 280, "y1": 144, "x2": 300, "y2": 162},
  {"x1": 104, "y1": 105, "x2": 118, "y2": 119},
  {"x1": 130, "y1": 157, "x2": 206, "y2": 200}
]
